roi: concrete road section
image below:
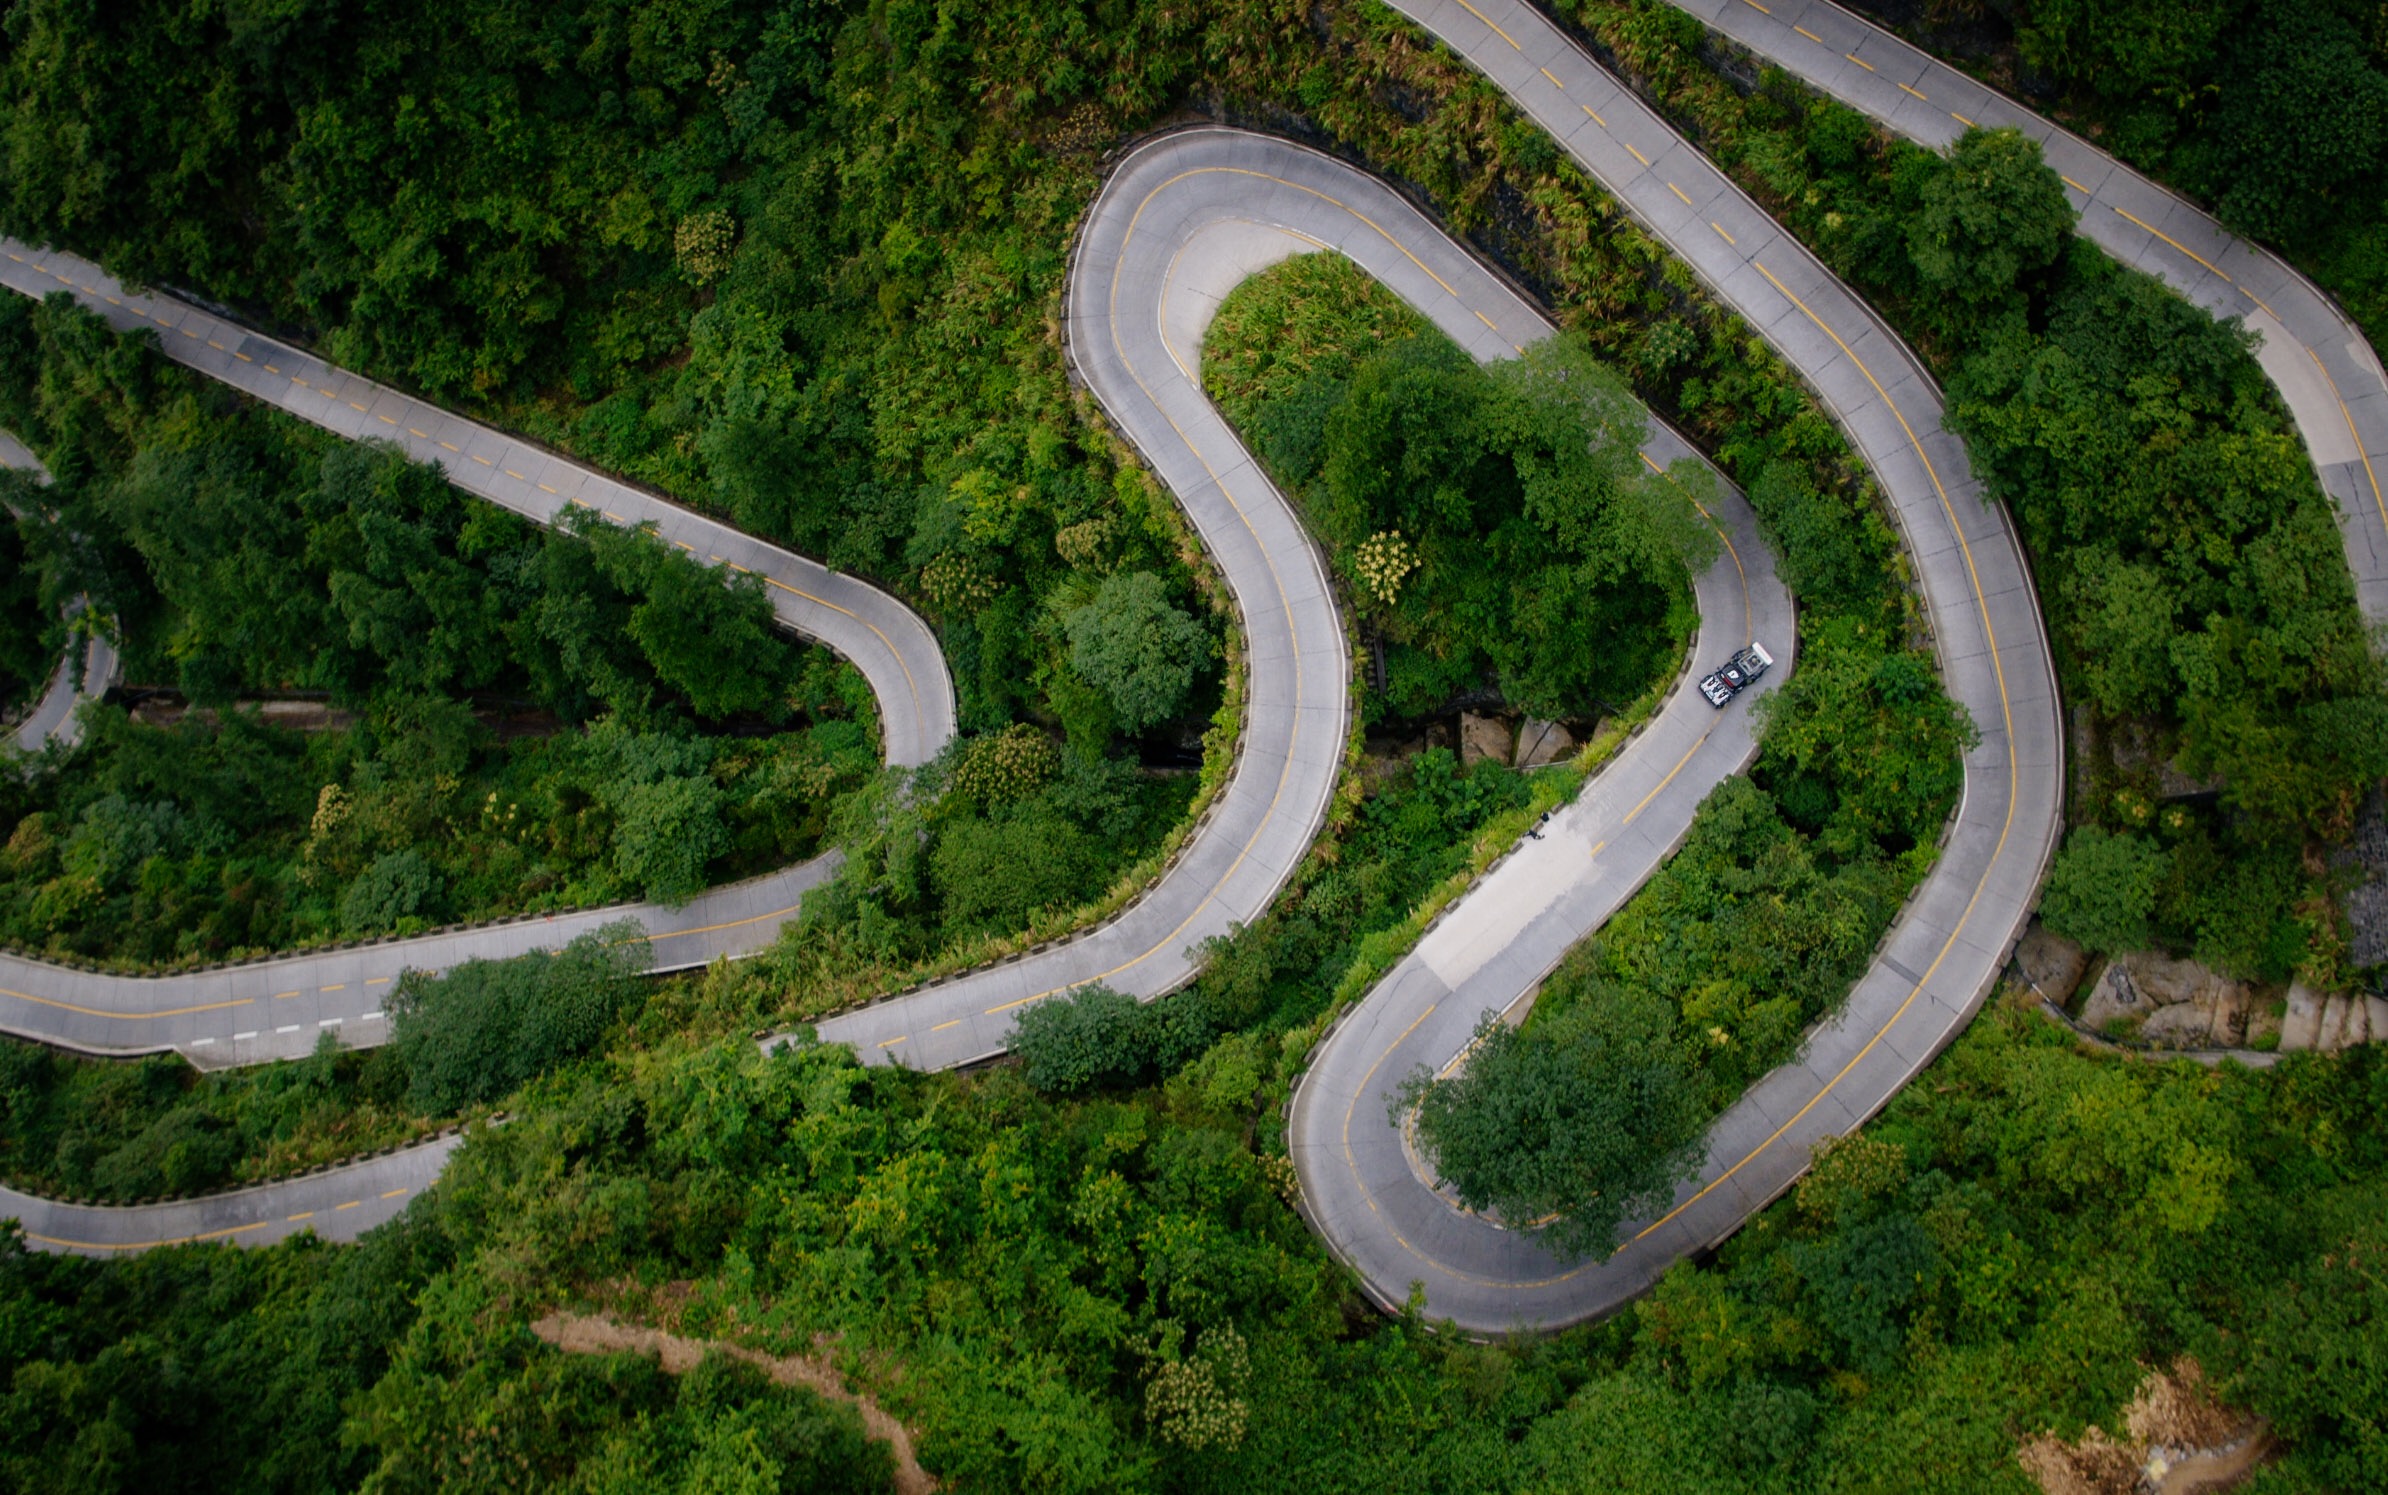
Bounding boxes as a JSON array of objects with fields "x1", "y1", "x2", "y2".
[
  {"x1": 1281, "y1": 0, "x2": 2063, "y2": 1332},
  {"x1": 0, "y1": 244, "x2": 954, "y2": 1067},
  {"x1": 1677, "y1": 0, "x2": 2388, "y2": 628},
  {"x1": 3, "y1": 1131, "x2": 463, "y2": 1257}
]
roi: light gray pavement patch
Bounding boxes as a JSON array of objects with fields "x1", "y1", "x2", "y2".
[
  {"x1": 0, "y1": 244, "x2": 954, "y2": 1067},
  {"x1": 1675, "y1": 0, "x2": 2388, "y2": 628},
  {"x1": 1281, "y1": 0, "x2": 2063, "y2": 1332}
]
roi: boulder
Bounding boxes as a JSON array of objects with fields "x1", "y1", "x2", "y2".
[
  {"x1": 1513, "y1": 718, "x2": 1578, "y2": 769},
  {"x1": 2079, "y1": 961, "x2": 2145, "y2": 1032},
  {"x1": 2127, "y1": 952, "x2": 2222, "y2": 1006},
  {"x1": 2140, "y1": 1002, "x2": 2218, "y2": 1047},
  {"x1": 2078, "y1": 951, "x2": 2250, "y2": 1042},
  {"x1": 2318, "y1": 994, "x2": 2357, "y2": 1052},
  {"x1": 2369, "y1": 996, "x2": 2388, "y2": 1047},
  {"x1": 2279, "y1": 982, "x2": 2326, "y2": 1051},
  {"x1": 1459, "y1": 712, "x2": 1511, "y2": 768},
  {"x1": 2015, "y1": 922, "x2": 2088, "y2": 1005}
]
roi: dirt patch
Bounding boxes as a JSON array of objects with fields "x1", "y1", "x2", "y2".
[
  {"x1": 530, "y1": 1311, "x2": 934, "y2": 1495},
  {"x1": 2018, "y1": 1357, "x2": 2270, "y2": 1495}
]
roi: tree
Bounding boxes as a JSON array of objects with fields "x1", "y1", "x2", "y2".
[
  {"x1": 2039, "y1": 827, "x2": 2168, "y2": 953},
  {"x1": 1008, "y1": 984, "x2": 1152, "y2": 1093},
  {"x1": 389, "y1": 921, "x2": 650, "y2": 1112},
  {"x1": 1062, "y1": 571, "x2": 1207, "y2": 735},
  {"x1": 1908, "y1": 128, "x2": 2074, "y2": 316},
  {"x1": 1400, "y1": 991, "x2": 1705, "y2": 1260}
]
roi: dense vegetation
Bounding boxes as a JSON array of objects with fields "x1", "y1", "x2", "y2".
[
  {"x1": 2, "y1": 1, "x2": 2381, "y2": 1490},
  {"x1": 1849, "y1": 0, "x2": 2388, "y2": 352},
  {"x1": 1204, "y1": 255, "x2": 1709, "y2": 721},
  {"x1": 7, "y1": 995, "x2": 2383, "y2": 1491},
  {"x1": 1555, "y1": 0, "x2": 2388, "y2": 986},
  {"x1": 0, "y1": 297, "x2": 883, "y2": 965},
  {"x1": 1204, "y1": 256, "x2": 1971, "y2": 1254}
]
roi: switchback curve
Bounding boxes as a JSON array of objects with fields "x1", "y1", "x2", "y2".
[
  {"x1": 0, "y1": 245, "x2": 957, "y2": 1069},
  {"x1": 1284, "y1": 0, "x2": 2063, "y2": 1332},
  {"x1": 1681, "y1": 0, "x2": 2388, "y2": 626}
]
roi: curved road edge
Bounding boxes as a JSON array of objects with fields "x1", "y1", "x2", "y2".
[
  {"x1": 3, "y1": 1131, "x2": 461, "y2": 1257},
  {"x1": 1282, "y1": 0, "x2": 2062, "y2": 1333},
  {"x1": 1676, "y1": 0, "x2": 2388, "y2": 627},
  {"x1": 0, "y1": 244, "x2": 954, "y2": 1067}
]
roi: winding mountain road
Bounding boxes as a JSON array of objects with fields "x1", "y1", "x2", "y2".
[
  {"x1": 0, "y1": 244, "x2": 956, "y2": 1069},
  {"x1": 10, "y1": 0, "x2": 2383, "y2": 1286},
  {"x1": 1681, "y1": 0, "x2": 2388, "y2": 626}
]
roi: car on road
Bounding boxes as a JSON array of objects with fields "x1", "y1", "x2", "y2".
[{"x1": 1698, "y1": 641, "x2": 1773, "y2": 707}]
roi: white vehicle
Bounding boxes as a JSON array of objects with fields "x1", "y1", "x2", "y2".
[{"x1": 1698, "y1": 641, "x2": 1774, "y2": 708}]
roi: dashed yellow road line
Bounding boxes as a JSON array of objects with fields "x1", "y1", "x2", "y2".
[
  {"x1": 1898, "y1": 82, "x2": 1927, "y2": 101},
  {"x1": 1711, "y1": 221, "x2": 1737, "y2": 245},
  {"x1": 1845, "y1": 52, "x2": 1874, "y2": 71},
  {"x1": 1581, "y1": 103, "x2": 1607, "y2": 127},
  {"x1": 1623, "y1": 141, "x2": 1650, "y2": 167},
  {"x1": 1667, "y1": 181, "x2": 1693, "y2": 206},
  {"x1": 1793, "y1": 24, "x2": 1822, "y2": 42},
  {"x1": 2114, "y1": 204, "x2": 2231, "y2": 281}
]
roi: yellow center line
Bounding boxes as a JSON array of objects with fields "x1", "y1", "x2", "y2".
[
  {"x1": 1898, "y1": 82, "x2": 1928, "y2": 101},
  {"x1": 377, "y1": 415, "x2": 397, "y2": 425},
  {"x1": 2305, "y1": 347, "x2": 2388, "y2": 551},
  {"x1": 878, "y1": 1035, "x2": 907, "y2": 1049},
  {"x1": 320, "y1": 984, "x2": 345, "y2": 993},
  {"x1": 1667, "y1": 182, "x2": 1693, "y2": 206},
  {"x1": 27, "y1": 1220, "x2": 269, "y2": 1252},
  {"x1": 334, "y1": 1200, "x2": 361, "y2": 1211},
  {"x1": 1624, "y1": 142, "x2": 1650, "y2": 167},
  {"x1": 1711, "y1": 221, "x2": 1737, "y2": 245},
  {"x1": 1581, "y1": 103, "x2": 1607, "y2": 127},
  {"x1": 1539, "y1": 67, "x2": 1564, "y2": 89},
  {"x1": 272, "y1": 990, "x2": 300, "y2": 1000},
  {"x1": 1846, "y1": 52, "x2": 1875, "y2": 71},
  {"x1": 1793, "y1": 24, "x2": 1823, "y2": 42},
  {"x1": 2060, "y1": 174, "x2": 2089, "y2": 193},
  {"x1": 2113, "y1": 205, "x2": 2231, "y2": 282},
  {"x1": 438, "y1": 441, "x2": 460, "y2": 452},
  {"x1": 932, "y1": 1019, "x2": 962, "y2": 1032},
  {"x1": 1588, "y1": 839, "x2": 1607, "y2": 857},
  {"x1": 0, "y1": 987, "x2": 250, "y2": 1020},
  {"x1": 1621, "y1": 732, "x2": 1710, "y2": 827},
  {"x1": 408, "y1": 427, "x2": 429, "y2": 438},
  {"x1": 366, "y1": 976, "x2": 391, "y2": 985},
  {"x1": 1741, "y1": 0, "x2": 1769, "y2": 11},
  {"x1": 380, "y1": 1188, "x2": 408, "y2": 1199},
  {"x1": 286, "y1": 1211, "x2": 314, "y2": 1222},
  {"x1": 1450, "y1": 0, "x2": 1521, "y2": 50}
]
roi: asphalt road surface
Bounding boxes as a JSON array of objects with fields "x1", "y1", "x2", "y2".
[
  {"x1": 1275, "y1": 0, "x2": 2061, "y2": 1332},
  {"x1": 14, "y1": 0, "x2": 2384, "y2": 1278},
  {"x1": 0, "y1": 244, "x2": 956, "y2": 1069},
  {"x1": 1680, "y1": 0, "x2": 2388, "y2": 627}
]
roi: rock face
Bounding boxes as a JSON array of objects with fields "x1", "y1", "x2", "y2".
[
  {"x1": 2077, "y1": 952, "x2": 2252, "y2": 1047},
  {"x1": 1513, "y1": 718, "x2": 1577, "y2": 769},
  {"x1": 2279, "y1": 982, "x2": 2327, "y2": 1050},
  {"x1": 1458, "y1": 712, "x2": 1511, "y2": 768},
  {"x1": 2015, "y1": 922, "x2": 2088, "y2": 1005}
]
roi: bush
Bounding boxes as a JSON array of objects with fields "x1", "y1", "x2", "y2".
[
  {"x1": 2039, "y1": 827, "x2": 2167, "y2": 954},
  {"x1": 1008, "y1": 983, "x2": 1219, "y2": 1094},
  {"x1": 341, "y1": 849, "x2": 444, "y2": 935},
  {"x1": 1400, "y1": 990, "x2": 1705, "y2": 1259},
  {"x1": 389, "y1": 920, "x2": 651, "y2": 1112},
  {"x1": 1063, "y1": 571, "x2": 1209, "y2": 735}
]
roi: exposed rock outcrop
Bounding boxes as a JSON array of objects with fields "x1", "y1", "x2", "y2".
[
  {"x1": 1512, "y1": 717, "x2": 1576, "y2": 768},
  {"x1": 1458, "y1": 711, "x2": 1510, "y2": 767}
]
